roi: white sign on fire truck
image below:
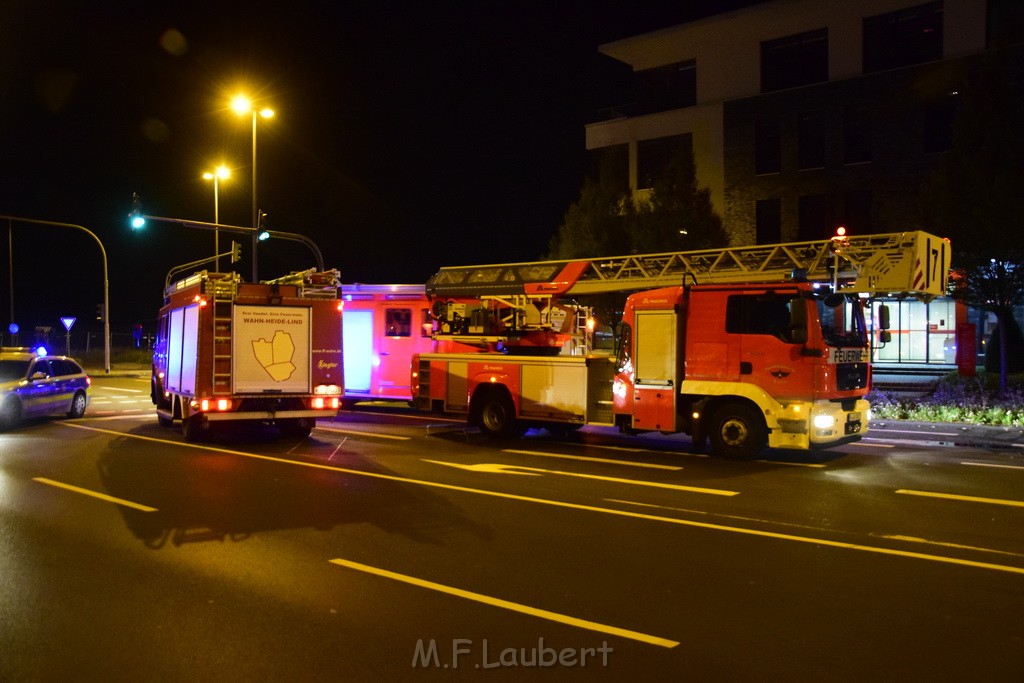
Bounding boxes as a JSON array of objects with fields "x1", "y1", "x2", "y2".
[{"x1": 231, "y1": 305, "x2": 311, "y2": 393}]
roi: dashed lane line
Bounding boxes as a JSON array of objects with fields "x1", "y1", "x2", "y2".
[
  {"x1": 329, "y1": 558, "x2": 679, "y2": 648},
  {"x1": 32, "y1": 477, "x2": 157, "y2": 512},
  {"x1": 60, "y1": 423, "x2": 1024, "y2": 576}
]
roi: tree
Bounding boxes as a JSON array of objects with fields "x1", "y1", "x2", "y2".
[
  {"x1": 544, "y1": 178, "x2": 630, "y2": 261},
  {"x1": 922, "y1": 53, "x2": 1024, "y2": 389},
  {"x1": 546, "y1": 147, "x2": 728, "y2": 339},
  {"x1": 546, "y1": 146, "x2": 728, "y2": 260},
  {"x1": 627, "y1": 147, "x2": 729, "y2": 254}
]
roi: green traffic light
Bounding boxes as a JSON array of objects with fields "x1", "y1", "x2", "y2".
[
  {"x1": 257, "y1": 230, "x2": 270, "y2": 241},
  {"x1": 130, "y1": 215, "x2": 146, "y2": 229}
]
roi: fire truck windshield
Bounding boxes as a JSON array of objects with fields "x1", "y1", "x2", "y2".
[{"x1": 817, "y1": 295, "x2": 867, "y2": 348}]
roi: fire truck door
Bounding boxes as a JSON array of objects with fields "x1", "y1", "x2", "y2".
[
  {"x1": 632, "y1": 310, "x2": 677, "y2": 431},
  {"x1": 378, "y1": 307, "x2": 415, "y2": 398}
]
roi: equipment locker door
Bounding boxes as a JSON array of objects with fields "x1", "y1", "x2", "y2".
[{"x1": 632, "y1": 310, "x2": 677, "y2": 431}]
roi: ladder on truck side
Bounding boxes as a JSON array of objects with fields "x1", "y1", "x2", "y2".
[
  {"x1": 209, "y1": 273, "x2": 241, "y2": 394},
  {"x1": 426, "y1": 231, "x2": 951, "y2": 301}
]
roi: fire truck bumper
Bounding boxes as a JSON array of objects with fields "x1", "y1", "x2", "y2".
[
  {"x1": 202, "y1": 409, "x2": 337, "y2": 422},
  {"x1": 768, "y1": 398, "x2": 870, "y2": 450}
]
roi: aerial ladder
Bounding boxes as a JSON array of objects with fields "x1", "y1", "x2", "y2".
[{"x1": 425, "y1": 230, "x2": 950, "y2": 351}]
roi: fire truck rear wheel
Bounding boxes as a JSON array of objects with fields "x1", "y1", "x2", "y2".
[
  {"x1": 708, "y1": 403, "x2": 766, "y2": 460},
  {"x1": 278, "y1": 418, "x2": 314, "y2": 438},
  {"x1": 182, "y1": 416, "x2": 208, "y2": 442},
  {"x1": 476, "y1": 391, "x2": 518, "y2": 439}
]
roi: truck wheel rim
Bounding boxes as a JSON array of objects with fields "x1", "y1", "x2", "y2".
[{"x1": 720, "y1": 418, "x2": 748, "y2": 446}]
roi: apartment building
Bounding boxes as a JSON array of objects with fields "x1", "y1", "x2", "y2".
[{"x1": 586, "y1": 0, "x2": 1022, "y2": 368}]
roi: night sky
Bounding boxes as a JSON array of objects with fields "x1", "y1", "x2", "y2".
[{"x1": 1, "y1": 0, "x2": 760, "y2": 335}]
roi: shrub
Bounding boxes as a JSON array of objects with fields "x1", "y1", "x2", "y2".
[{"x1": 867, "y1": 371, "x2": 1024, "y2": 425}]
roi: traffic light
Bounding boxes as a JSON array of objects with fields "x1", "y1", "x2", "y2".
[
  {"x1": 256, "y1": 210, "x2": 270, "y2": 241},
  {"x1": 95, "y1": 303, "x2": 106, "y2": 321},
  {"x1": 230, "y1": 241, "x2": 241, "y2": 263},
  {"x1": 129, "y1": 193, "x2": 146, "y2": 229}
]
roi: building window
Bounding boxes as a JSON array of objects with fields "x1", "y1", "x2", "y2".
[
  {"x1": 588, "y1": 144, "x2": 629, "y2": 194},
  {"x1": 863, "y1": 2, "x2": 943, "y2": 74},
  {"x1": 872, "y1": 299, "x2": 957, "y2": 364},
  {"x1": 922, "y1": 93, "x2": 958, "y2": 154},
  {"x1": 761, "y1": 28, "x2": 828, "y2": 93},
  {"x1": 843, "y1": 105, "x2": 872, "y2": 164},
  {"x1": 638, "y1": 60, "x2": 697, "y2": 113},
  {"x1": 756, "y1": 198, "x2": 781, "y2": 244},
  {"x1": 798, "y1": 194, "x2": 829, "y2": 241},
  {"x1": 798, "y1": 112, "x2": 826, "y2": 169},
  {"x1": 842, "y1": 189, "x2": 872, "y2": 232},
  {"x1": 755, "y1": 118, "x2": 781, "y2": 175},
  {"x1": 637, "y1": 134, "x2": 692, "y2": 189}
]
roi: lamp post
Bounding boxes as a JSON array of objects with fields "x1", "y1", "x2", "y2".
[
  {"x1": 202, "y1": 164, "x2": 230, "y2": 270},
  {"x1": 230, "y1": 95, "x2": 274, "y2": 282}
]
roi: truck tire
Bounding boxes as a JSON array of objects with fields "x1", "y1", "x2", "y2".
[
  {"x1": 181, "y1": 415, "x2": 208, "y2": 442},
  {"x1": 476, "y1": 391, "x2": 518, "y2": 439},
  {"x1": 278, "y1": 418, "x2": 314, "y2": 439},
  {"x1": 708, "y1": 403, "x2": 766, "y2": 460}
]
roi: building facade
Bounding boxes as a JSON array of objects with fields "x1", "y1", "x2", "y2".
[{"x1": 585, "y1": 0, "x2": 1021, "y2": 368}]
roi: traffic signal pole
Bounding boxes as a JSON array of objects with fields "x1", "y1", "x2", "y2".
[{"x1": 0, "y1": 215, "x2": 110, "y2": 374}]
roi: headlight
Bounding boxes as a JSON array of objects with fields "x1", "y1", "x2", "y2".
[{"x1": 813, "y1": 414, "x2": 836, "y2": 429}]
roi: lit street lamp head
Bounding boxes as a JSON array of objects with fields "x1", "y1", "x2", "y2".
[
  {"x1": 202, "y1": 165, "x2": 230, "y2": 182},
  {"x1": 230, "y1": 95, "x2": 274, "y2": 120},
  {"x1": 229, "y1": 93, "x2": 275, "y2": 282},
  {"x1": 230, "y1": 94, "x2": 252, "y2": 115}
]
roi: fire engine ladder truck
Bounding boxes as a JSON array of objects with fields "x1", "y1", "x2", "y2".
[
  {"x1": 260, "y1": 267, "x2": 343, "y2": 299},
  {"x1": 209, "y1": 272, "x2": 241, "y2": 394},
  {"x1": 424, "y1": 230, "x2": 950, "y2": 347}
]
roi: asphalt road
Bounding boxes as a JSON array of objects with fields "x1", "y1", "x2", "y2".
[{"x1": 1, "y1": 375, "x2": 1022, "y2": 680}]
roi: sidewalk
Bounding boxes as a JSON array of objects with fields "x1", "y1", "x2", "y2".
[
  {"x1": 85, "y1": 363, "x2": 150, "y2": 378},
  {"x1": 870, "y1": 419, "x2": 1024, "y2": 450}
]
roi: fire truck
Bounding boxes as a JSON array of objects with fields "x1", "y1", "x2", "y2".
[
  {"x1": 411, "y1": 231, "x2": 950, "y2": 458},
  {"x1": 340, "y1": 283, "x2": 433, "y2": 404},
  {"x1": 151, "y1": 268, "x2": 344, "y2": 441}
]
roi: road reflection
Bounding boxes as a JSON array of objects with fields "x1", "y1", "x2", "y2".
[{"x1": 96, "y1": 424, "x2": 492, "y2": 549}]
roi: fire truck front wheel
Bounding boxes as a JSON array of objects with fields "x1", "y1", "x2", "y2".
[
  {"x1": 474, "y1": 390, "x2": 519, "y2": 439},
  {"x1": 708, "y1": 402, "x2": 767, "y2": 460}
]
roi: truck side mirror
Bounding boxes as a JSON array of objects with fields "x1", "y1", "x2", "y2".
[
  {"x1": 878, "y1": 304, "x2": 891, "y2": 330},
  {"x1": 876, "y1": 304, "x2": 891, "y2": 345},
  {"x1": 789, "y1": 299, "x2": 808, "y2": 345}
]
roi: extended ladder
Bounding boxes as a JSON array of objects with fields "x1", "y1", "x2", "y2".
[{"x1": 426, "y1": 231, "x2": 951, "y2": 301}]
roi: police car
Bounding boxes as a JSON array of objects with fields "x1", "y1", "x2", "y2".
[{"x1": 0, "y1": 347, "x2": 91, "y2": 430}]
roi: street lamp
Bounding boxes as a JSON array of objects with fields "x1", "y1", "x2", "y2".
[
  {"x1": 202, "y1": 164, "x2": 230, "y2": 270},
  {"x1": 230, "y1": 94, "x2": 274, "y2": 282}
]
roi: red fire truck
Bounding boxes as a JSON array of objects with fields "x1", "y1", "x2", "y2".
[
  {"x1": 340, "y1": 284, "x2": 433, "y2": 405},
  {"x1": 411, "y1": 231, "x2": 950, "y2": 458},
  {"x1": 151, "y1": 268, "x2": 344, "y2": 441}
]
